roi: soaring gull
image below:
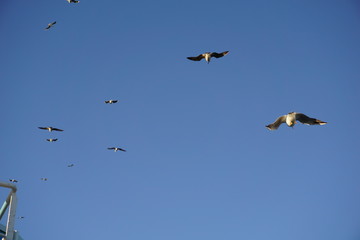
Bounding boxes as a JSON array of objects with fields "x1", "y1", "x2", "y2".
[
  {"x1": 46, "y1": 138, "x2": 58, "y2": 142},
  {"x1": 38, "y1": 127, "x2": 64, "y2": 132},
  {"x1": 266, "y1": 112, "x2": 327, "y2": 130},
  {"x1": 187, "y1": 51, "x2": 229, "y2": 64},
  {"x1": 108, "y1": 147, "x2": 126, "y2": 152},
  {"x1": 105, "y1": 100, "x2": 118, "y2": 104},
  {"x1": 45, "y1": 21, "x2": 56, "y2": 30}
]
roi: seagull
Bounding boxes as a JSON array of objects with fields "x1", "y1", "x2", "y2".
[
  {"x1": 17, "y1": 216, "x2": 25, "y2": 219},
  {"x1": 108, "y1": 147, "x2": 126, "y2": 152},
  {"x1": 9, "y1": 179, "x2": 18, "y2": 183},
  {"x1": 45, "y1": 21, "x2": 56, "y2": 30},
  {"x1": 38, "y1": 127, "x2": 64, "y2": 132},
  {"x1": 46, "y1": 138, "x2": 58, "y2": 142},
  {"x1": 105, "y1": 100, "x2": 118, "y2": 104},
  {"x1": 187, "y1": 51, "x2": 229, "y2": 64},
  {"x1": 66, "y1": 0, "x2": 80, "y2": 3},
  {"x1": 40, "y1": 178, "x2": 48, "y2": 181},
  {"x1": 266, "y1": 112, "x2": 327, "y2": 130},
  {"x1": 67, "y1": 164, "x2": 74, "y2": 167}
]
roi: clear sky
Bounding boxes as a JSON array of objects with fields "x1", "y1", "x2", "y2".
[{"x1": 1, "y1": 0, "x2": 360, "y2": 239}]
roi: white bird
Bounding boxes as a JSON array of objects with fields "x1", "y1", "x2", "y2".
[
  {"x1": 105, "y1": 100, "x2": 118, "y2": 104},
  {"x1": 46, "y1": 138, "x2": 58, "y2": 142},
  {"x1": 187, "y1": 51, "x2": 229, "y2": 64},
  {"x1": 266, "y1": 112, "x2": 327, "y2": 130},
  {"x1": 108, "y1": 147, "x2": 126, "y2": 152},
  {"x1": 38, "y1": 127, "x2": 64, "y2": 132},
  {"x1": 45, "y1": 21, "x2": 56, "y2": 30}
]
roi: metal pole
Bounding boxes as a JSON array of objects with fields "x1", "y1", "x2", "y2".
[{"x1": 5, "y1": 192, "x2": 17, "y2": 240}]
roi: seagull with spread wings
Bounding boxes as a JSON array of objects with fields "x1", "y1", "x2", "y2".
[
  {"x1": 46, "y1": 138, "x2": 58, "y2": 142},
  {"x1": 266, "y1": 112, "x2": 327, "y2": 130},
  {"x1": 105, "y1": 100, "x2": 118, "y2": 104},
  {"x1": 108, "y1": 147, "x2": 126, "y2": 152},
  {"x1": 9, "y1": 179, "x2": 18, "y2": 183},
  {"x1": 66, "y1": 0, "x2": 80, "y2": 3},
  {"x1": 38, "y1": 127, "x2": 64, "y2": 132},
  {"x1": 45, "y1": 21, "x2": 56, "y2": 30},
  {"x1": 187, "y1": 51, "x2": 229, "y2": 64}
]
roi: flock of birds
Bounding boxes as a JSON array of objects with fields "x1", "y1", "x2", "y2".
[
  {"x1": 8, "y1": 98, "x2": 124, "y2": 185},
  {"x1": 7, "y1": 0, "x2": 328, "y2": 223}
]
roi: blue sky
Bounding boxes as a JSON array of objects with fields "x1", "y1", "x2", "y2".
[{"x1": 1, "y1": 0, "x2": 360, "y2": 239}]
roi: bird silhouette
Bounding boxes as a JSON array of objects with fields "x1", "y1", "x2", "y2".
[
  {"x1": 45, "y1": 21, "x2": 56, "y2": 30},
  {"x1": 108, "y1": 147, "x2": 126, "y2": 152},
  {"x1": 187, "y1": 51, "x2": 229, "y2": 64},
  {"x1": 46, "y1": 138, "x2": 58, "y2": 142},
  {"x1": 105, "y1": 100, "x2": 118, "y2": 104},
  {"x1": 38, "y1": 127, "x2": 64, "y2": 132},
  {"x1": 266, "y1": 112, "x2": 327, "y2": 130}
]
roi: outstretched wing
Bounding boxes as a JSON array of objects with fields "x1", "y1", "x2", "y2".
[
  {"x1": 108, "y1": 147, "x2": 115, "y2": 150},
  {"x1": 118, "y1": 148, "x2": 126, "y2": 152},
  {"x1": 52, "y1": 128, "x2": 64, "y2": 131},
  {"x1": 211, "y1": 51, "x2": 229, "y2": 58},
  {"x1": 187, "y1": 54, "x2": 205, "y2": 61},
  {"x1": 266, "y1": 115, "x2": 287, "y2": 130},
  {"x1": 295, "y1": 113, "x2": 327, "y2": 125},
  {"x1": 112, "y1": 100, "x2": 118, "y2": 103},
  {"x1": 38, "y1": 127, "x2": 48, "y2": 130}
]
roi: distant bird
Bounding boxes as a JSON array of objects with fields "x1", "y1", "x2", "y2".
[
  {"x1": 266, "y1": 112, "x2": 327, "y2": 130},
  {"x1": 108, "y1": 147, "x2": 126, "y2": 152},
  {"x1": 187, "y1": 51, "x2": 229, "y2": 64},
  {"x1": 40, "y1": 178, "x2": 48, "y2": 181},
  {"x1": 67, "y1": 164, "x2": 74, "y2": 167},
  {"x1": 9, "y1": 179, "x2": 18, "y2": 183},
  {"x1": 38, "y1": 127, "x2": 64, "y2": 132},
  {"x1": 45, "y1": 21, "x2": 56, "y2": 30},
  {"x1": 66, "y1": 0, "x2": 80, "y2": 3},
  {"x1": 105, "y1": 100, "x2": 118, "y2": 104},
  {"x1": 46, "y1": 138, "x2": 58, "y2": 142},
  {"x1": 17, "y1": 216, "x2": 25, "y2": 219}
]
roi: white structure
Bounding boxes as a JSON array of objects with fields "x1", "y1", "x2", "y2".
[{"x1": 0, "y1": 182, "x2": 23, "y2": 240}]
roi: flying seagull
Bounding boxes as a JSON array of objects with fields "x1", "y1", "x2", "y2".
[
  {"x1": 108, "y1": 147, "x2": 126, "y2": 152},
  {"x1": 66, "y1": 0, "x2": 80, "y2": 3},
  {"x1": 67, "y1": 164, "x2": 74, "y2": 167},
  {"x1": 9, "y1": 179, "x2": 18, "y2": 183},
  {"x1": 266, "y1": 112, "x2": 327, "y2": 130},
  {"x1": 40, "y1": 178, "x2": 48, "y2": 181},
  {"x1": 105, "y1": 100, "x2": 118, "y2": 104},
  {"x1": 187, "y1": 51, "x2": 229, "y2": 64},
  {"x1": 17, "y1": 216, "x2": 25, "y2": 219},
  {"x1": 38, "y1": 127, "x2": 64, "y2": 132},
  {"x1": 46, "y1": 138, "x2": 58, "y2": 142},
  {"x1": 45, "y1": 21, "x2": 56, "y2": 30}
]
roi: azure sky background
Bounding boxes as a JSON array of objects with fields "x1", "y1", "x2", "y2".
[{"x1": 1, "y1": 1, "x2": 360, "y2": 240}]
